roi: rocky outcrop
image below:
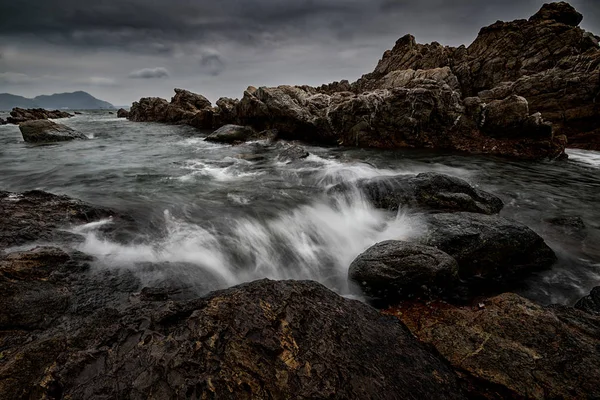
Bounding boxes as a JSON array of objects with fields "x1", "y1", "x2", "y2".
[
  {"x1": 353, "y1": 2, "x2": 600, "y2": 150},
  {"x1": 129, "y1": 89, "x2": 215, "y2": 125},
  {"x1": 575, "y1": 286, "x2": 600, "y2": 316},
  {"x1": 128, "y1": 97, "x2": 170, "y2": 122},
  {"x1": 419, "y1": 213, "x2": 557, "y2": 285},
  {"x1": 18, "y1": 120, "x2": 88, "y2": 143},
  {"x1": 387, "y1": 293, "x2": 600, "y2": 399},
  {"x1": 6, "y1": 107, "x2": 73, "y2": 124},
  {"x1": 331, "y1": 172, "x2": 504, "y2": 214},
  {"x1": 349, "y1": 241, "x2": 459, "y2": 301},
  {"x1": 116, "y1": 108, "x2": 129, "y2": 118}
]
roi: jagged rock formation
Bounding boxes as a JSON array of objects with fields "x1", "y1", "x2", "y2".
[
  {"x1": 387, "y1": 293, "x2": 600, "y2": 399},
  {"x1": 6, "y1": 107, "x2": 73, "y2": 124},
  {"x1": 128, "y1": 3, "x2": 600, "y2": 156},
  {"x1": 117, "y1": 108, "x2": 129, "y2": 118}
]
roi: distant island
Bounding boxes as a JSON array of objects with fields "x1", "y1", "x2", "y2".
[{"x1": 0, "y1": 91, "x2": 114, "y2": 111}]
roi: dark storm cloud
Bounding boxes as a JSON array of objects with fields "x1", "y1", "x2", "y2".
[
  {"x1": 128, "y1": 67, "x2": 170, "y2": 79},
  {"x1": 3, "y1": 0, "x2": 598, "y2": 54}
]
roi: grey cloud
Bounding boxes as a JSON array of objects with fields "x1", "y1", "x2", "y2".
[
  {"x1": 199, "y1": 49, "x2": 225, "y2": 76},
  {"x1": 128, "y1": 67, "x2": 170, "y2": 79}
]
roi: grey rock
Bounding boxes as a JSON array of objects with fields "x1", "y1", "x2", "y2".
[
  {"x1": 205, "y1": 124, "x2": 256, "y2": 144},
  {"x1": 575, "y1": 286, "x2": 600, "y2": 316},
  {"x1": 278, "y1": 144, "x2": 310, "y2": 162},
  {"x1": 19, "y1": 120, "x2": 88, "y2": 143},
  {"x1": 349, "y1": 240, "x2": 459, "y2": 300}
]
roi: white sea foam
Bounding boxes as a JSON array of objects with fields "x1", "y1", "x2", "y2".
[{"x1": 568, "y1": 149, "x2": 600, "y2": 168}]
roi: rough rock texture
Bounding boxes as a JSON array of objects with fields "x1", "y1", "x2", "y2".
[
  {"x1": 205, "y1": 124, "x2": 256, "y2": 144},
  {"x1": 117, "y1": 108, "x2": 129, "y2": 118},
  {"x1": 277, "y1": 144, "x2": 310, "y2": 162},
  {"x1": 18, "y1": 120, "x2": 88, "y2": 143},
  {"x1": 387, "y1": 293, "x2": 600, "y2": 399},
  {"x1": 6, "y1": 108, "x2": 73, "y2": 124},
  {"x1": 0, "y1": 118, "x2": 7, "y2": 125},
  {"x1": 128, "y1": 89, "x2": 216, "y2": 126},
  {"x1": 575, "y1": 286, "x2": 600, "y2": 316},
  {"x1": 349, "y1": 241, "x2": 459, "y2": 300},
  {"x1": 128, "y1": 97, "x2": 170, "y2": 122},
  {"x1": 353, "y1": 2, "x2": 600, "y2": 149},
  {"x1": 331, "y1": 172, "x2": 504, "y2": 214},
  {"x1": 419, "y1": 212, "x2": 557, "y2": 283},
  {"x1": 0, "y1": 190, "x2": 132, "y2": 250},
  {"x1": 0, "y1": 278, "x2": 468, "y2": 400}
]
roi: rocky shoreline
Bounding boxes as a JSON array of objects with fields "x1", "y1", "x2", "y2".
[
  {"x1": 125, "y1": 2, "x2": 600, "y2": 159},
  {"x1": 1, "y1": 171, "x2": 599, "y2": 398}
]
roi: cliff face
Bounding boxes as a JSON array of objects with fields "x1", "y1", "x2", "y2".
[
  {"x1": 129, "y1": 2, "x2": 600, "y2": 157},
  {"x1": 354, "y1": 1, "x2": 600, "y2": 150}
]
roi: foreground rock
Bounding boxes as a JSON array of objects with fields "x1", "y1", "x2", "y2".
[
  {"x1": 331, "y1": 172, "x2": 504, "y2": 214},
  {"x1": 0, "y1": 190, "x2": 131, "y2": 249},
  {"x1": 116, "y1": 108, "x2": 129, "y2": 118},
  {"x1": 349, "y1": 241, "x2": 459, "y2": 300},
  {"x1": 419, "y1": 213, "x2": 556, "y2": 284},
  {"x1": 387, "y1": 293, "x2": 600, "y2": 399},
  {"x1": 205, "y1": 124, "x2": 256, "y2": 143},
  {"x1": 277, "y1": 144, "x2": 310, "y2": 162},
  {"x1": 0, "y1": 279, "x2": 468, "y2": 399},
  {"x1": 6, "y1": 107, "x2": 73, "y2": 124},
  {"x1": 18, "y1": 120, "x2": 88, "y2": 143},
  {"x1": 575, "y1": 286, "x2": 600, "y2": 316}
]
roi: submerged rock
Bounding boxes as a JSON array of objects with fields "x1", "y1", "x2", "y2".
[
  {"x1": 205, "y1": 124, "x2": 256, "y2": 143},
  {"x1": 19, "y1": 120, "x2": 88, "y2": 143},
  {"x1": 6, "y1": 107, "x2": 73, "y2": 124},
  {"x1": 116, "y1": 108, "x2": 129, "y2": 118},
  {"x1": 419, "y1": 212, "x2": 557, "y2": 284},
  {"x1": 331, "y1": 172, "x2": 504, "y2": 214},
  {"x1": 544, "y1": 215, "x2": 587, "y2": 239},
  {"x1": 387, "y1": 293, "x2": 600, "y2": 399},
  {"x1": 349, "y1": 241, "x2": 459, "y2": 301},
  {"x1": 575, "y1": 286, "x2": 600, "y2": 316},
  {"x1": 0, "y1": 279, "x2": 468, "y2": 399}
]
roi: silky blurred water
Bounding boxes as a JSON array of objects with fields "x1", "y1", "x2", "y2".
[{"x1": 1, "y1": 111, "x2": 599, "y2": 305}]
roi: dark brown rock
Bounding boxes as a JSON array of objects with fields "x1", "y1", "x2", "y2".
[
  {"x1": 205, "y1": 124, "x2": 256, "y2": 144},
  {"x1": 530, "y1": 1, "x2": 583, "y2": 26},
  {"x1": 19, "y1": 120, "x2": 88, "y2": 143},
  {"x1": 128, "y1": 97, "x2": 170, "y2": 122},
  {"x1": 11, "y1": 279, "x2": 466, "y2": 400},
  {"x1": 387, "y1": 293, "x2": 600, "y2": 399},
  {"x1": 116, "y1": 108, "x2": 129, "y2": 118},
  {"x1": 349, "y1": 241, "x2": 459, "y2": 300}
]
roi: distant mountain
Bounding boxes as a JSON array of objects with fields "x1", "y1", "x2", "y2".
[{"x1": 0, "y1": 91, "x2": 115, "y2": 111}]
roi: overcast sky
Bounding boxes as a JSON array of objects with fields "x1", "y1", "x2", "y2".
[{"x1": 0, "y1": 0, "x2": 599, "y2": 106}]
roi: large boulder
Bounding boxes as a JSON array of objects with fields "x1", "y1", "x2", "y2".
[
  {"x1": 575, "y1": 286, "x2": 600, "y2": 316},
  {"x1": 419, "y1": 212, "x2": 556, "y2": 283},
  {"x1": 128, "y1": 97, "x2": 170, "y2": 122},
  {"x1": 0, "y1": 279, "x2": 468, "y2": 399},
  {"x1": 6, "y1": 108, "x2": 73, "y2": 124},
  {"x1": 481, "y1": 95, "x2": 552, "y2": 139},
  {"x1": 529, "y1": 1, "x2": 583, "y2": 26},
  {"x1": 116, "y1": 108, "x2": 129, "y2": 118},
  {"x1": 387, "y1": 293, "x2": 600, "y2": 399},
  {"x1": 19, "y1": 120, "x2": 88, "y2": 143},
  {"x1": 331, "y1": 172, "x2": 504, "y2": 214},
  {"x1": 205, "y1": 124, "x2": 256, "y2": 143},
  {"x1": 128, "y1": 89, "x2": 213, "y2": 125},
  {"x1": 277, "y1": 144, "x2": 310, "y2": 162},
  {"x1": 349, "y1": 241, "x2": 459, "y2": 300}
]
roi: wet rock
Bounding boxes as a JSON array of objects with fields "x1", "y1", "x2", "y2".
[
  {"x1": 332, "y1": 172, "x2": 504, "y2": 214},
  {"x1": 73, "y1": 111, "x2": 82, "y2": 115},
  {"x1": 575, "y1": 286, "x2": 600, "y2": 316},
  {"x1": 116, "y1": 108, "x2": 129, "y2": 118},
  {"x1": 349, "y1": 241, "x2": 459, "y2": 301},
  {"x1": 0, "y1": 190, "x2": 132, "y2": 250},
  {"x1": 6, "y1": 108, "x2": 73, "y2": 124},
  {"x1": 19, "y1": 120, "x2": 88, "y2": 143},
  {"x1": 205, "y1": 124, "x2": 256, "y2": 144},
  {"x1": 13, "y1": 279, "x2": 467, "y2": 400},
  {"x1": 419, "y1": 212, "x2": 557, "y2": 284},
  {"x1": 387, "y1": 293, "x2": 600, "y2": 399},
  {"x1": 278, "y1": 144, "x2": 310, "y2": 162},
  {"x1": 189, "y1": 108, "x2": 215, "y2": 129},
  {"x1": 0, "y1": 118, "x2": 6, "y2": 125},
  {"x1": 165, "y1": 88, "x2": 212, "y2": 124}
]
